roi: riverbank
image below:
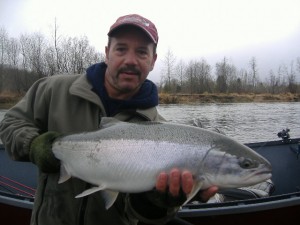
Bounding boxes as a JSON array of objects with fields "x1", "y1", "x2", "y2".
[
  {"x1": 0, "y1": 92, "x2": 299, "y2": 109},
  {"x1": 0, "y1": 92, "x2": 24, "y2": 109},
  {"x1": 159, "y1": 93, "x2": 300, "y2": 104}
]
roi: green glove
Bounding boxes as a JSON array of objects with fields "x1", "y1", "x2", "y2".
[{"x1": 29, "y1": 131, "x2": 61, "y2": 173}]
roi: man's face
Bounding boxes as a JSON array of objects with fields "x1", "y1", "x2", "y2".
[{"x1": 105, "y1": 26, "x2": 157, "y2": 99}]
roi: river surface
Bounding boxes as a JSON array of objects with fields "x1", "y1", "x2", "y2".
[
  {"x1": 157, "y1": 102, "x2": 300, "y2": 143},
  {"x1": 0, "y1": 102, "x2": 299, "y2": 143}
]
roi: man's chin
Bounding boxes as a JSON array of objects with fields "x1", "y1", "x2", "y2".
[
  {"x1": 115, "y1": 74, "x2": 143, "y2": 93},
  {"x1": 117, "y1": 79, "x2": 141, "y2": 91},
  {"x1": 119, "y1": 85, "x2": 139, "y2": 93}
]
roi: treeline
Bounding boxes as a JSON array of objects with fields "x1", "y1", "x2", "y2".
[
  {"x1": 1, "y1": 26, "x2": 300, "y2": 95},
  {"x1": 0, "y1": 26, "x2": 104, "y2": 93},
  {"x1": 159, "y1": 50, "x2": 300, "y2": 94}
]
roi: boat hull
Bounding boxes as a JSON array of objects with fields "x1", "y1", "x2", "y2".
[
  {"x1": 180, "y1": 204, "x2": 300, "y2": 225},
  {"x1": 0, "y1": 201, "x2": 32, "y2": 225}
]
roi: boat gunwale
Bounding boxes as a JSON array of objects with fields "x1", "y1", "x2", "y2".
[
  {"x1": 0, "y1": 190, "x2": 34, "y2": 209},
  {"x1": 179, "y1": 191, "x2": 300, "y2": 217}
]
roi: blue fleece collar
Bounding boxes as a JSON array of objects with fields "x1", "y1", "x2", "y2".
[{"x1": 86, "y1": 62, "x2": 159, "y2": 116}]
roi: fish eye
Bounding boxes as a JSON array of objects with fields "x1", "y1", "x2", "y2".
[{"x1": 239, "y1": 157, "x2": 256, "y2": 169}]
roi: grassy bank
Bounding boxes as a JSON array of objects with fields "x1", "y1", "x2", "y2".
[
  {"x1": 159, "y1": 93, "x2": 300, "y2": 104},
  {"x1": 1, "y1": 92, "x2": 299, "y2": 109},
  {"x1": 0, "y1": 92, "x2": 24, "y2": 109}
]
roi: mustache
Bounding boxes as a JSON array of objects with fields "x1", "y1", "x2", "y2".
[{"x1": 118, "y1": 66, "x2": 141, "y2": 76}]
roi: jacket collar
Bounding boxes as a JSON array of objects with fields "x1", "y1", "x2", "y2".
[
  {"x1": 69, "y1": 64, "x2": 161, "y2": 121},
  {"x1": 69, "y1": 74, "x2": 104, "y2": 107}
]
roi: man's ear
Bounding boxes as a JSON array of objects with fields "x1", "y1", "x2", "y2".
[
  {"x1": 150, "y1": 53, "x2": 157, "y2": 71},
  {"x1": 105, "y1": 46, "x2": 109, "y2": 63}
]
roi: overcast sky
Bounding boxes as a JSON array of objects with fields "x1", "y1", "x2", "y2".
[{"x1": 1, "y1": 0, "x2": 300, "y2": 82}]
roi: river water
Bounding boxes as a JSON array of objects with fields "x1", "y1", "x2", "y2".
[
  {"x1": 0, "y1": 102, "x2": 299, "y2": 143},
  {"x1": 157, "y1": 102, "x2": 300, "y2": 143}
]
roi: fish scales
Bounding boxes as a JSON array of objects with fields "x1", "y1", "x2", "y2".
[
  {"x1": 52, "y1": 117, "x2": 272, "y2": 209},
  {"x1": 54, "y1": 139, "x2": 205, "y2": 191}
]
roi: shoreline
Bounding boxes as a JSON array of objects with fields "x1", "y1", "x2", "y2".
[
  {"x1": 159, "y1": 93, "x2": 300, "y2": 104},
  {"x1": 0, "y1": 92, "x2": 299, "y2": 109}
]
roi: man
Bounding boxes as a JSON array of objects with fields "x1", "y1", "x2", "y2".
[{"x1": 0, "y1": 14, "x2": 217, "y2": 225}]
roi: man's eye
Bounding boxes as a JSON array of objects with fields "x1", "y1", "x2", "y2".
[
  {"x1": 137, "y1": 50, "x2": 148, "y2": 56},
  {"x1": 116, "y1": 48, "x2": 126, "y2": 52}
]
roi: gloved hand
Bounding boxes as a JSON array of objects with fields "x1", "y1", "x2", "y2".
[
  {"x1": 145, "y1": 188, "x2": 187, "y2": 208},
  {"x1": 129, "y1": 170, "x2": 218, "y2": 221},
  {"x1": 29, "y1": 131, "x2": 61, "y2": 173},
  {"x1": 128, "y1": 189, "x2": 187, "y2": 221}
]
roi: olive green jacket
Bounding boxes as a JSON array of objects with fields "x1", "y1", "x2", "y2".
[{"x1": 0, "y1": 74, "x2": 176, "y2": 225}]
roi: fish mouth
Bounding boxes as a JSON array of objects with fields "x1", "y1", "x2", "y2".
[
  {"x1": 247, "y1": 169, "x2": 272, "y2": 182},
  {"x1": 252, "y1": 162, "x2": 272, "y2": 176},
  {"x1": 255, "y1": 170, "x2": 272, "y2": 175}
]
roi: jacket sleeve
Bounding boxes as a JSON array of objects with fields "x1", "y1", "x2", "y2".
[{"x1": 0, "y1": 78, "x2": 50, "y2": 161}]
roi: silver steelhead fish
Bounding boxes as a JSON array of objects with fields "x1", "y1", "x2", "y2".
[{"x1": 52, "y1": 117, "x2": 272, "y2": 209}]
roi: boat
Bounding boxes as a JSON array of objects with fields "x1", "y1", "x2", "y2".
[
  {"x1": 0, "y1": 146, "x2": 36, "y2": 225},
  {"x1": 1, "y1": 129, "x2": 300, "y2": 225}
]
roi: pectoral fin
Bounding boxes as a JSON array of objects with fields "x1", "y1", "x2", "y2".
[
  {"x1": 58, "y1": 164, "x2": 72, "y2": 184},
  {"x1": 76, "y1": 186, "x2": 105, "y2": 198},
  {"x1": 183, "y1": 180, "x2": 204, "y2": 205}
]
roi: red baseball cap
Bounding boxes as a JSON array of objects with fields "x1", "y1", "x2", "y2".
[{"x1": 108, "y1": 14, "x2": 158, "y2": 44}]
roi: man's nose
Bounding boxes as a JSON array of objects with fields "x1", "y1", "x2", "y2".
[{"x1": 124, "y1": 50, "x2": 138, "y2": 65}]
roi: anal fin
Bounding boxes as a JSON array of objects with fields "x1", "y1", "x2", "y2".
[{"x1": 101, "y1": 190, "x2": 119, "y2": 209}]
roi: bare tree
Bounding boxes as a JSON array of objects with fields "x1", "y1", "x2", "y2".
[
  {"x1": 185, "y1": 60, "x2": 197, "y2": 94},
  {"x1": 72, "y1": 36, "x2": 89, "y2": 74},
  {"x1": 296, "y1": 57, "x2": 300, "y2": 74},
  {"x1": 215, "y1": 57, "x2": 229, "y2": 93},
  {"x1": 277, "y1": 63, "x2": 288, "y2": 93},
  {"x1": 237, "y1": 69, "x2": 249, "y2": 93},
  {"x1": 226, "y1": 65, "x2": 239, "y2": 93},
  {"x1": 44, "y1": 45, "x2": 57, "y2": 76},
  {"x1": 19, "y1": 34, "x2": 31, "y2": 71},
  {"x1": 26, "y1": 32, "x2": 46, "y2": 77},
  {"x1": 249, "y1": 57, "x2": 258, "y2": 91},
  {"x1": 193, "y1": 59, "x2": 213, "y2": 93},
  {"x1": 53, "y1": 18, "x2": 62, "y2": 73},
  {"x1": 267, "y1": 70, "x2": 277, "y2": 94},
  {"x1": 215, "y1": 57, "x2": 240, "y2": 93},
  {"x1": 7, "y1": 37, "x2": 20, "y2": 67},
  {"x1": 0, "y1": 27, "x2": 9, "y2": 66},
  {"x1": 84, "y1": 46, "x2": 105, "y2": 68},
  {"x1": 161, "y1": 49, "x2": 176, "y2": 92},
  {"x1": 286, "y1": 61, "x2": 297, "y2": 93},
  {"x1": 175, "y1": 59, "x2": 185, "y2": 92}
]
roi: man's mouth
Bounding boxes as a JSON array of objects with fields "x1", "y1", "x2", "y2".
[
  {"x1": 121, "y1": 71, "x2": 137, "y2": 75},
  {"x1": 118, "y1": 69, "x2": 141, "y2": 77}
]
